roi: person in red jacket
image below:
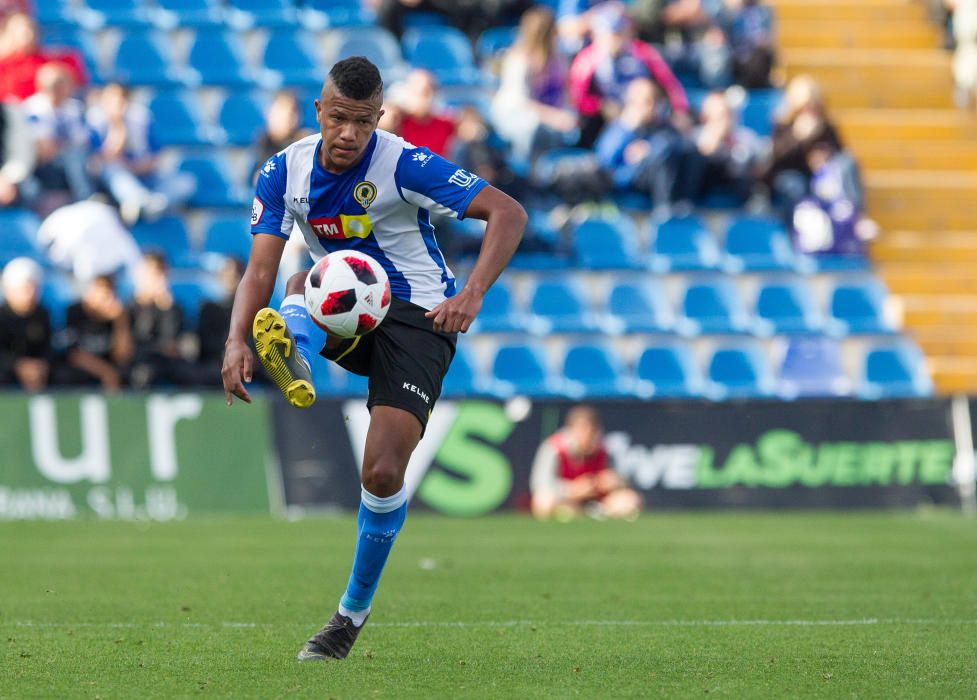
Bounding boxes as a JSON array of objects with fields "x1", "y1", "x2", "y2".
[
  {"x1": 396, "y1": 68, "x2": 456, "y2": 156},
  {"x1": 530, "y1": 404, "x2": 642, "y2": 520},
  {"x1": 568, "y1": 2, "x2": 690, "y2": 148},
  {"x1": 0, "y1": 12, "x2": 86, "y2": 102}
]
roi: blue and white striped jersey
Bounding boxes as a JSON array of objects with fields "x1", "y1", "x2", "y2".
[{"x1": 251, "y1": 129, "x2": 487, "y2": 310}]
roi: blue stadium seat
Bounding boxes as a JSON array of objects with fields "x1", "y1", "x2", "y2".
[
  {"x1": 110, "y1": 31, "x2": 187, "y2": 87},
  {"x1": 777, "y1": 336, "x2": 851, "y2": 398},
  {"x1": 329, "y1": 27, "x2": 404, "y2": 76},
  {"x1": 40, "y1": 26, "x2": 103, "y2": 83},
  {"x1": 203, "y1": 215, "x2": 252, "y2": 262},
  {"x1": 130, "y1": 216, "x2": 196, "y2": 268},
  {"x1": 36, "y1": 0, "x2": 74, "y2": 25},
  {"x1": 170, "y1": 273, "x2": 224, "y2": 327},
  {"x1": 529, "y1": 279, "x2": 603, "y2": 334},
  {"x1": 491, "y1": 343, "x2": 563, "y2": 397},
  {"x1": 679, "y1": 278, "x2": 751, "y2": 335},
  {"x1": 476, "y1": 25, "x2": 518, "y2": 63},
  {"x1": 41, "y1": 272, "x2": 80, "y2": 332},
  {"x1": 562, "y1": 344, "x2": 634, "y2": 398},
  {"x1": 572, "y1": 216, "x2": 643, "y2": 269},
  {"x1": 401, "y1": 26, "x2": 481, "y2": 86},
  {"x1": 402, "y1": 10, "x2": 450, "y2": 29},
  {"x1": 754, "y1": 278, "x2": 821, "y2": 335},
  {"x1": 649, "y1": 215, "x2": 721, "y2": 272},
  {"x1": 261, "y1": 30, "x2": 322, "y2": 87},
  {"x1": 723, "y1": 216, "x2": 795, "y2": 272},
  {"x1": 707, "y1": 343, "x2": 774, "y2": 399},
  {"x1": 859, "y1": 343, "x2": 932, "y2": 399},
  {"x1": 636, "y1": 344, "x2": 701, "y2": 398},
  {"x1": 78, "y1": 0, "x2": 152, "y2": 28},
  {"x1": 179, "y1": 156, "x2": 248, "y2": 208},
  {"x1": 302, "y1": 0, "x2": 372, "y2": 28},
  {"x1": 606, "y1": 281, "x2": 674, "y2": 334},
  {"x1": 471, "y1": 280, "x2": 533, "y2": 333},
  {"x1": 440, "y1": 345, "x2": 492, "y2": 397},
  {"x1": 218, "y1": 92, "x2": 267, "y2": 146},
  {"x1": 829, "y1": 278, "x2": 894, "y2": 335},
  {"x1": 148, "y1": 92, "x2": 216, "y2": 146},
  {"x1": 153, "y1": 0, "x2": 223, "y2": 28},
  {"x1": 188, "y1": 32, "x2": 254, "y2": 87},
  {"x1": 225, "y1": 0, "x2": 298, "y2": 29},
  {"x1": 739, "y1": 89, "x2": 781, "y2": 137},
  {"x1": 0, "y1": 210, "x2": 42, "y2": 267}
]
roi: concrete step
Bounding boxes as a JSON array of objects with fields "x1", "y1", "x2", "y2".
[
  {"x1": 913, "y1": 330, "x2": 977, "y2": 357},
  {"x1": 902, "y1": 297, "x2": 977, "y2": 327},
  {"x1": 852, "y1": 141, "x2": 977, "y2": 169},
  {"x1": 865, "y1": 171, "x2": 977, "y2": 231},
  {"x1": 770, "y1": 0, "x2": 927, "y2": 23},
  {"x1": 926, "y1": 357, "x2": 977, "y2": 393},
  {"x1": 836, "y1": 110, "x2": 977, "y2": 141},
  {"x1": 777, "y1": 21, "x2": 941, "y2": 49},
  {"x1": 880, "y1": 262, "x2": 977, "y2": 294}
]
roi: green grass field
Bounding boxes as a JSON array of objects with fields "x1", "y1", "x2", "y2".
[{"x1": 3, "y1": 513, "x2": 976, "y2": 698}]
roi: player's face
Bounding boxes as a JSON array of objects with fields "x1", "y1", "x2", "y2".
[{"x1": 315, "y1": 85, "x2": 383, "y2": 173}]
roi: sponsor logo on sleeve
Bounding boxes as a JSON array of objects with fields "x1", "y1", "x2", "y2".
[
  {"x1": 411, "y1": 151, "x2": 431, "y2": 164},
  {"x1": 251, "y1": 198, "x2": 264, "y2": 226},
  {"x1": 448, "y1": 169, "x2": 479, "y2": 189},
  {"x1": 260, "y1": 159, "x2": 276, "y2": 177}
]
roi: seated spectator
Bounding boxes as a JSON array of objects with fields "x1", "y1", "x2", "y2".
[
  {"x1": 377, "y1": 99, "x2": 404, "y2": 135},
  {"x1": 0, "y1": 257, "x2": 52, "y2": 391},
  {"x1": 691, "y1": 90, "x2": 765, "y2": 204},
  {"x1": 491, "y1": 6, "x2": 577, "y2": 162},
  {"x1": 255, "y1": 91, "x2": 312, "y2": 173},
  {"x1": 128, "y1": 251, "x2": 194, "y2": 388},
  {"x1": 530, "y1": 405, "x2": 641, "y2": 521},
  {"x1": 23, "y1": 62, "x2": 93, "y2": 209},
  {"x1": 952, "y1": 0, "x2": 977, "y2": 108},
  {"x1": 194, "y1": 256, "x2": 244, "y2": 387},
  {"x1": 37, "y1": 199, "x2": 141, "y2": 284},
  {"x1": 451, "y1": 106, "x2": 517, "y2": 195},
  {"x1": 569, "y1": 2, "x2": 691, "y2": 147},
  {"x1": 718, "y1": 0, "x2": 775, "y2": 88},
  {"x1": 595, "y1": 77, "x2": 695, "y2": 209},
  {"x1": 791, "y1": 139, "x2": 874, "y2": 259},
  {"x1": 56, "y1": 274, "x2": 133, "y2": 391},
  {"x1": 0, "y1": 100, "x2": 36, "y2": 207},
  {"x1": 759, "y1": 74, "x2": 843, "y2": 216},
  {"x1": 88, "y1": 83, "x2": 192, "y2": 224},
  {"x1": 376, "y1": 0, "x2": 530, "y2": 41},
  {"x1": 0, "y1": 12, "x2": 87, "y2": 102},
  {"x1": 652, "y1": 0, "x2": 733, "y2": 89},
  {"x1": 396, "y1": 69, "x2": 456, "y2": 156}
]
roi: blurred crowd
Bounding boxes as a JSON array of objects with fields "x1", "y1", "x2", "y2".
[
  {"x1": 932, "y1": 0, "x2": 977, "y2": 108},
  {"x1": 0, "y1": 0, "x2": 878, "y2": 391}
]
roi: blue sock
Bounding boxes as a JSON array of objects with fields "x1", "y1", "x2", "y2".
[
  {"x1": 339, "y1": 486, "x2": 408, "y2": 617},
  {"x1": 279, "y1": 294, "x2": 325, "y2": 370}
]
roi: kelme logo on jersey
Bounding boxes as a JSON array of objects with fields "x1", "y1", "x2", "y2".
[
  {"x1": 308, "y1": 213, "x2": 374, "y2": 240},
  {"x1": 353, "y1": 181, "x2": 377, "y2": 210}
]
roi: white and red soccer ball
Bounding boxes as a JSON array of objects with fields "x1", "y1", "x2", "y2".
[{"x1": 304, "y1": 250, "x2": 391, "y2": 338}]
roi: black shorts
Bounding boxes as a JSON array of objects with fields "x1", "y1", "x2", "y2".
[{"x1": 320, "y1": 297, "x2": 456, "y2": 432}]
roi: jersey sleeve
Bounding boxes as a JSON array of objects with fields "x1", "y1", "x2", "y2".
[
  {"x1": 394, "y1": 147, "x2": 488, "y2": 220},
  {"x1": 250, "y1": 151, "x2": 292, "y2": 239}
]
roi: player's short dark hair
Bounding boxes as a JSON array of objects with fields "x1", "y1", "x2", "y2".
[{"x1": 327, "y1": 56, "x2": 383, "y2": 101}]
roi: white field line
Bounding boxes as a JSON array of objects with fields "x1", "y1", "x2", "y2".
[{"x1": 5, "y1": 618, "x2": 977, "y2": 630}]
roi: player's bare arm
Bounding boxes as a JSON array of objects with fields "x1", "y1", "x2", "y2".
[
  {"x1": 221, "y1": 233, "x2": 286, "y2": 405},
  {"x1": 424, "y1": 186, "x2": 527, "y2": 334}
]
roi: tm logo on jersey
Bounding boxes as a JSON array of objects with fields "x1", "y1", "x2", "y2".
[{"x1": 309, "y1": 213, "x2": 374, "y2": 239}]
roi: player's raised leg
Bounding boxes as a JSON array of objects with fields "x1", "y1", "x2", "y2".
[
  {"x1": 252, "y1": 271, "x2": 326, "y2": 409},
  {"x1": 297, "y1": 406, "x2": 420, "y2": 661}
]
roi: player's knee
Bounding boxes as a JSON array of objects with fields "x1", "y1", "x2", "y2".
[
  {"x1": 285, "y1": 271, "x2": 308, "y2": 296},
  {"x1": 361, "y1": 458, "x2": 404, "y2": 498}
]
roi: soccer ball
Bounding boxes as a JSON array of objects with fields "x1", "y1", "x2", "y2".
[{"x1": 304, "y1": 250, "x2": 391, "y2": 338}]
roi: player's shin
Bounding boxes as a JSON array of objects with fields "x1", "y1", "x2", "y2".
[
  {"x1": 278, "y1": 294, "x2": 326, "y2": 370},
  {"x1": 338, "y1": 486, "x2": 408, "y2": 626}
]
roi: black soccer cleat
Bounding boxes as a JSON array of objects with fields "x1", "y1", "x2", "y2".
[
  {"x1": 252, "y1": 307, "x2": 316, "y2": 408},
  {"x1": 296, "y1": 611, "x2": 369, "y2": 661}
]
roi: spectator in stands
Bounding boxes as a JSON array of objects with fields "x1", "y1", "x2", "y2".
[
  {"x1": 0, "y1": 101, "x2": 36, "y2": 207},
  {"x1": 23, "y1": 62, "x2": 93, "y2": 208},
  {"x1": 255, "y1": 91, "x2": 312, "y2": 173},
  {"x1": 759, "y1": 74, "x2": 842, "y2": 216},
  {"x1": 375, "y1": 0, "x2": 531, "y2": 40},
  {"x1": 0, "y1": 12, "x2": 86, "y2": 102},
  {"x1": 555, "y1": 0, "x2": 611, "y2": 58},
  {"x1": 530, "y1": 405, "x2": 641, "y2": 521},
  {"x1": 451, "y1": 105, "x2": 517, "y2": 195},
  {"x1": 717, "y1": 0, "x2": 775, "y2": 88},
  {"x1": 57, "y1": 273, "x2": 132, "y2": 390},
  {"x1": 396, "y1": 69, "x2": 455, "y2": 156},
  {"x1": 128, "y1": 251, "x2": 194, "y2": 388},
  {"x1": 36, "y1": 199, "x2": 142, "y2": 284},
  {"x1": 652, "y1": 0, "x2": 734, "y2": 89},
  {"x1": 193, "y1": 256, "x2": 244, "y2": 386},
  {"x1": 951, "y1": 0, "x2": 977, "y2": 108},
  {"x1": 491, "y1": 6, "x2": 577, "y2": 163},
  {"x1": 691, "y1": 90, "x2": 765, "y2": 204},
  {"x1": 0, "y1": 257, "x2": 52, "y2": 391},
  {"x1": 569, "y1": 2, "x2": 691, "y2": 148},
  {"x1": 595, "y1": 77, "x2": 695, "y2": 210},
  {"x1": 377, "y1": 99, "x2": 404, "y2": 134},
  {"x1": 0, "y1": 1, "x2": 31, "y2": 24}
]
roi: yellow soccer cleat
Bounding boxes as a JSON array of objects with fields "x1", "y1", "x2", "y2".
[{"x1": 252, "y1": 308, "x2": 316, "y2": 408}]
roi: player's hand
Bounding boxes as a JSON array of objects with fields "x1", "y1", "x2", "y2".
[
  {"x1": 222, "y1": 338, "x2": 254, "y2": 406},
  {"x1": 425, "y1": 287, "x2": 483, "y2": 334}
]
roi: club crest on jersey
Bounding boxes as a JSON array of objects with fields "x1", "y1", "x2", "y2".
[
  {"x1": 353, "y1": 181, "x2": 377, "y2": 210},
  {"x1": 308, "y1": 213, "x2": 373, "y2": 240}
]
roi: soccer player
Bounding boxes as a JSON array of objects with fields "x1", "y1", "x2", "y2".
[{"x1": 220, "y1": 57, "x2": 527, "y2": 660}]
